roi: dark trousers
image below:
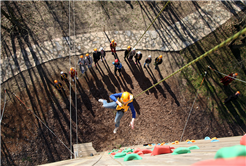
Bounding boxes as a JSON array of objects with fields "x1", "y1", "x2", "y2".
[
  {"x1": 224, "y1": 95, "x2": 238, "y2": 104},
  {"x1": 114, "y1": 68, "x2": 121, "y2": 75}
]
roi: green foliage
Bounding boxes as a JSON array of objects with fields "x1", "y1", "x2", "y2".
[{"x1": 180, "y1": 17, "x2": 246, "y2": 124}]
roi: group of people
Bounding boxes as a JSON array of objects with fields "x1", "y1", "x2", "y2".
[
  {"x1": 124, "y1": 45, "x2": 163, "y2": 69},
  {"x1": 53, "y1": 39, "x2": 242, "y2": 134}
]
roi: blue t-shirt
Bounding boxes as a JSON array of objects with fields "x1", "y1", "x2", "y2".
[{"x1": 112, "y1": 62, "x2": 122, "y2": 69}]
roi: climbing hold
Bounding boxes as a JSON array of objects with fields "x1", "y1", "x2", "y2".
[
  {"x1": 172, "y1": 147, "x2": 191, "y2": 155},
  {"x1": 164, "y1": 143, "x2": 168, "y2": 145},
  {"x1": 171, "y1": 142, "x2": 175, "y2": 145},
  {"x1": 204, "y1": 136, "x2": 210, "y2": 140},
  {"x1": 186, "y1": 139, "x2": 190, "y2": 142},
  {"x1": 187, "y1": 141, "x2": 192, "y2": 144},
  {"x1": 151, "y1": 146, "x2": 175, "y2": 156},
  {"x1": 111, "y1": 152, "x2": 116, "y2": 155},
  {"x1": 160, "y1": 143, "x2": 164, "y2": 146},
  {"x1": 114, "y1": 153, "x2": 126, "y2": 159},
  {"x1": 124, "y1": 154, "x2": 142, "y2": 161},
  {"x1": 191, "y1": 157, "x2": 246, "y2": 166},
  {"x1": 141, "y1": 149, "x2": 152, "y2": 154},
  {"x1": 137, "y1": 151, "x2": 144, "y2": 156},
  {"x1": 175, "y1": 141, "x2": 179, "y2": 144},
  {"x1": 188, "y1": 145, "x2": 200, "y2": 150},
  {"x1": 191, "y1": 140, "x2": 196, "y2": 143},
  {"x1": 133, "y1": 149, "x2": 141, "y2": 153},
  {"x1": 127, "y1": 152, "x2": 132, "y2": 154},
  {"x1": 152, "y1": 143, "x2": 156, "y2": 146},
  {"x1": 118, "y1": 149, "x2": 123, "y2": 153},
  {"x1": 157, "y1": 143, "x2": 161, "y2": 145},
  {"x1": 211, "y1": 137, "x2": 217, "y2": 140},
  {"x1": 148, "y1": 144, "x2": 152, "y2": 146},
  {"x1": 240, "y1": 134, "x2": 246, "y2": 146},
  {"x1": 215, "y1": 145, "x2": 246, "y2": 159},
  {"x1": 211, "y1": 139, "x2": 219, "y2": 142}
]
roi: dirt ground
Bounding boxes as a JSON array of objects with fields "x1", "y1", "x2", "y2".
[{"x1": 1, "y1": 50, "x2": 241, "y2": 166}]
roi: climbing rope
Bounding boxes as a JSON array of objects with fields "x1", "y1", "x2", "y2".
[
  {"x1": 69, "y1": 0, "x2": 73, "y2": 159},
  {"x1": 131, "y1": 27, "x2": 246, "y2": 101},
  {"x1": 133, "y1": 1, "x2": 170, "y2": 48},
  {"x1": 0, "y1": 89, "x2": 7, "y2": 124},
  {"x1": 208, "y1": 66, "x2": 246, "y2": 84},
  {"x1": 73, "y1": 0, "x2": 78, "y2": 146},
  {"x1": 6, "y1": 89, "x2": 74, "y2": 156},
  {"x1": 179, "y1": 72, "x2": 207, "y2": 142}
]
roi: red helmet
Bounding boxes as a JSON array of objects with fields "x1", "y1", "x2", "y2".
[{"x1": 115, "y1": 59, "x2": 119, "y2": 63}]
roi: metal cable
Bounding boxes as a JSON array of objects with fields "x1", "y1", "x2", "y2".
[
  {"x1": 0, "y1": 89, "x2": 7, "y2": 123},
  {"x1": 180, "y1": 73, "x2": 207, "y2": 142},
  {"x1": 208, "y1": 66, "x2": 246, "y2": 84},
  {"x1": 73, "y1": 0, "x2": 78, "y2": 146},
  {"x1": 69, "y1": 0, "x2": 73, "y2": 159}
]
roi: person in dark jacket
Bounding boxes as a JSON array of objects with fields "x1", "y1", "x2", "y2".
[
  {"x1": 154, "y1": 55, "x2": 163, "y2": 69},
  {"x1": 224, "y1": 91, "x2": 240, "y2": 104},
  {"x1": 54, "y1": 80, "x2": 64, "y2": 91},
  {"x1": 144, "y1": 55, "x2": 152, "y2": 68},
  {"x1": 93, "y1": 48, "x2": 101, "y2": 67},
  {"x1": 135, "y1": 51, "x2": 142, "y2": 65},
  {"x1": 124, "y1": 46, "x2": 131, "y2": 60},
  {"x1": 60, "y1": 71, "x2": 68, "y2": 81},
  {"x1": 100, "y1": 47, "x2": 106, "y2": 61},
  {"x1": 112, "y1": 59, "x2": 122, "y2": 76}
]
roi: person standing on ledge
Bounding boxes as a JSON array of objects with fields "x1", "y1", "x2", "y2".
[
  {"x1": 143, "y1": 55, "x2": 152, "y2": 68},
  {"x1": 60, "y1": 71, "x2": 68, "y2": 81},
  {"x1": 98, "y1": 92, "x2": 136, "y2": 134},
  {"x1": 93, "y1": 48, "x2": 101, "y2": 68},
  {"x1": 112, "y1": 59, "x2": 122, "y2": 76},
  {"x1": 100, "y1": 47, "x2": 106, "y2": 61},
  {"x1": 124, "y1": 46, "x2": 131, "y2": 60},
  {"x1": 224, "y1": 91, "x2": 240, "y2": 104},
  {"x1": 78, "y1": 55, "x2": 87, "y2": 74},
  {"x1": 135, "y1": 51, "x2": 142, "y2": 65},
  {"x1": 110, "y1": 39, "x2": 117, "y2": 55},
  {"x1": 154, "y1": 55, "x2": 163, "y2": 69},
  {"x1": 85, "y1": 53, "x2": 93, "y2": 68}
]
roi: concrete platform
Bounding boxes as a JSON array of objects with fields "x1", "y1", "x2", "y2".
[{"x1": 39, "y1": 136, "x2": 242, "y2": 166}]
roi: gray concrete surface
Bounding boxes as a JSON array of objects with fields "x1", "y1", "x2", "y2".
[{"x1": 40, "y1": 136, "x2": 242, "y2": 166}]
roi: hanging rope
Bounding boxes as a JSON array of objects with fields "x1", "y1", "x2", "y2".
[
  {"x1": 6, "y1": 89, "x2": 74, "y2": 156},
  {"x1": 179, "y1": 72, "x2": 207, "y2": 142},
  {"x1": 208, "y1": 66, "x2": 246, "y2": 84},
  {"x1": 69, "y1": 0, "x2": 73, "y2": 159},
  {"x1": 124, "y1": 1, "x2": 170, "y2": 59},
  {"x1": 0, "y1": 89, "x2": 7, "y2": 124},
  {"x1": 73, "y1": 0, "x2": 78, "y2": 146},
  {"x1": 130, "y1": 27, "x2": 246, "y2": 102},
  {"x1": 133, "y1": 1, "x2": 170, "y2": 48}
]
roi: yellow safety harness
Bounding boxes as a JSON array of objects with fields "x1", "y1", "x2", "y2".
[
  {"x1": 61, "y1": 74, "x2": 67, "y2": 79},
  {"x1": 116, "y1": 94, "x2": 133, "y2": 112}
]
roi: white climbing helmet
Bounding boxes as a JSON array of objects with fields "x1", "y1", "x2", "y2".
[
  {"x1": 100, "y1": 47, "x2": 104, "y2": 51},
  {"x1": 137, "y1": 51, "x2": 141, "y2": 54},
  {"x1": 133, "y1": 48, "x2": 136, "y2": 51},
  {"x1": 148, "y1": 55, "x2": 151, "y2": 58},
  {"x1": 61, "y1": 71, "x2": 64, "y2": 74}
]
